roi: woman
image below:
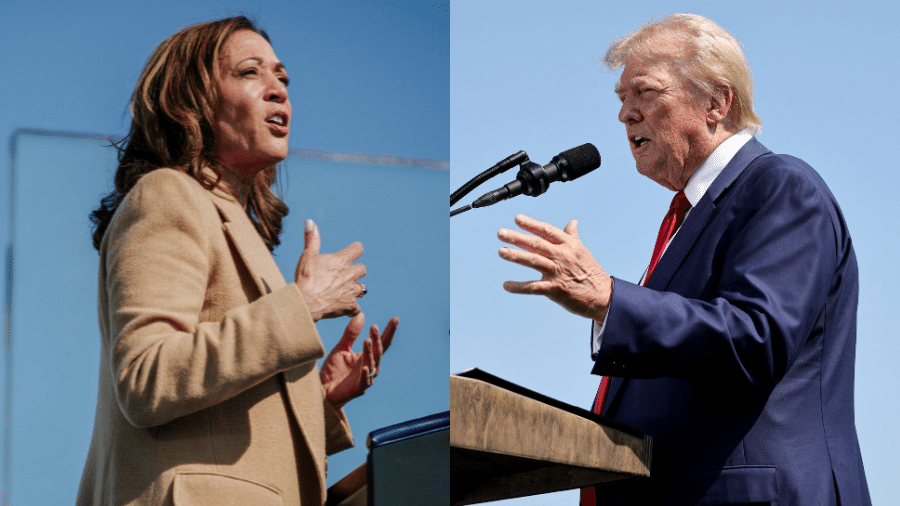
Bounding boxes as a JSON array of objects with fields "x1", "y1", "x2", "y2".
[{"x1": 77, "y1": 16, "x2": 397, "y2": 506}]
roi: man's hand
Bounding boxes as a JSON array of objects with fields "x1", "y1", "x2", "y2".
[
  {"x1": 294, "y1": 220, "x2": 367, "y2": 321},
  {"x1": 498, "y1": 214, "x2": 612, "y2": 322},
  {"x1": 320, "y1": 313, "x2": 398, "y2": 409}
]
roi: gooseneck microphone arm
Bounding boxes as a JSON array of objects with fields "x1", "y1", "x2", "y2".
[
  {"x1": 450, "y1": 150, "x2": 528, "y2": 207},
  {"x1": 450, "y1": 143, "x2": 601, "y2": 217}
]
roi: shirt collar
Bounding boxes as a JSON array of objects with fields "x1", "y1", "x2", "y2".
[{"x1": 683, "y1": 129, "x2": 754, "y2": 207}]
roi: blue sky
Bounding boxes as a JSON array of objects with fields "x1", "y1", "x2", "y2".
[
  {"x1": 1, "y1": 1, "x2": 447, "y2": 504},
  {"x1": 451, "y1": 1, "x2": 899, "y2": 504},
  {"x1": 2, "y1": 1, "x2": 897, "y2": 504}
]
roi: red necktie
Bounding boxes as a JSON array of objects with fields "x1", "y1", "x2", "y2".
[
  {"x1": 643, "y1": 190, "x2": 691, "y2": 286},
  {"x1": 580, "y1": 191, "x2": 691, "y2": 506}
]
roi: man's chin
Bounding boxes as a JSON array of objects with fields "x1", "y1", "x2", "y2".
[
  {"x1": 635, "y1": 163, "x2": 660, "y2": 180},
  {"x1": 635, "y1": 166, "x2": 678, "y2": 190}
]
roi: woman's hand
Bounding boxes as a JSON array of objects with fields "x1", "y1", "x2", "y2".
[
  {"x1": 294, "y1": 220, "x2": 367, "y2": 321},
  {"x1": 320, "y1": 313, "x2": 398, "y2": 409}
]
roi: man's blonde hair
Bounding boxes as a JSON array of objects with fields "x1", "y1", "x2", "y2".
[{"x1": 605, "y1": 13, "x2": 761, "y2": 132}]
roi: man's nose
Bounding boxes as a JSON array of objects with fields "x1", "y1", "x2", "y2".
[{"x1": 618, "y1": 100, "x2": 640, "y2": 124}]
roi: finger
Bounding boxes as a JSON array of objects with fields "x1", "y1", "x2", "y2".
[
  {"x1": 361, "y1": 365, "x2": 374, "y2": 388},
  {"x1": 379, "y1": 317, "x2": 398, "y2": 353},
  {"x1": 563, "y1": 220, "x2": 579, "y2": 238},
  {"x1": 497, "y1": 228, "x2": 556, "y2": 258},
  {"x1": 337, "y1": 313, "x2": 365, "y2": 351},
  {"x1": 336, "y1": 241, "x2": 364, "y2": 262},
  {"x1": 342, "y1": 280, "x2": 366, "y2": 301},
  {"x1": 369, "y1": 325, "x2": 384, "y2": 367},
  {"x1": 350, "y1": 262, "x2": 367, "y2": 282},
  {"x1": 514, "y1": 214, "x2": 569, "y2": 244},
  {"x1": 503, "y1": 280, "x2": 554, "y2": 295},
  {"x1": 346, "y1": 303, "x2": 362, "y2": 318},
  {"x1": 498, "y1": 247, "x2": 557, "y2": 275},
  {"x1": 363, "y1": 338, "x2": 377, "y2": 377},
  {"x1": 303, "y1": 219, "x2": 321, "y2": 255}
]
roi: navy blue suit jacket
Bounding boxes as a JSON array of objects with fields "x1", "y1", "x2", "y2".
[{"x1": 591, "y1": 139, "x2": 870, "y2": 505}]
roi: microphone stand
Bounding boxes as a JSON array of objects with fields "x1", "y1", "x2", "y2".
[
  {"x1": 450, "y1": 204, "x2": 472, "y2": 217},
  {"x1": 451, "y1": 143, "x2": 599, "y2": 217},
  {"x1": 450, "y1": 150, "x2": 529, "y2": 217}
]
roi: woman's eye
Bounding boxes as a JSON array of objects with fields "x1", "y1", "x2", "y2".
[
  {"x1": 239, "y1": 69, "x2": 258, "y2": 77},
  {"x1": 279, "y1": 76, "x2": 290, "y2": 86}
]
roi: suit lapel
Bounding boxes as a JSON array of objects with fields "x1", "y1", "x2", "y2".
[
  {"x1": 645, "y1": 138, "x2": 771, "y2": 291},
  {"x1": 207, "y1": 188, "x2": 331, "y2": 494},
  {"x1": 603, "y1": 139, "x2": 771, "y2": 414},
  {"x1": 208, "y1": 193, "x2": 287, "y2": 296}
]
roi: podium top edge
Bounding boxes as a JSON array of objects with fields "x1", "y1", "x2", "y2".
[
  {"x1": 367, "y1": 410, "x2": 450, "y2": 449},
  {"x1": 452, "y1": 369, "x2": 645, "y2": 439}
]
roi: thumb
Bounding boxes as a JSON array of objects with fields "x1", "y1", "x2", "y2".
[
  {"x1": 563, "y1": 219, "x2": 579, "y2": 238},
  {"x1": 304, "y1": 219, "x2": 321, "y2": 255},
  {"x1": 337, "y1": 313, "x2": 365, "y2": 351}
]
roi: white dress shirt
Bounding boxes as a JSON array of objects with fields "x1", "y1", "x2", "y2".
[{"x1": 591, "y1": 129, "x2": 755, "y2": 358}]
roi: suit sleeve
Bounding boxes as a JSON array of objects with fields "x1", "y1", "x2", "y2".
[
  {"x1": 593, "y1": 159, "x2": 840, "y2": 387},
  {"x1": 102, "y1": 170, "x2": 326, "y2": 428},
  {"x1": 323, "y1": 397, "x2": 355, "y2": 455}
]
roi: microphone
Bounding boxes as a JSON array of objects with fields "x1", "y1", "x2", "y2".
[{"x1": 471, "y1": 143, "x2": 601, "y2": 209}]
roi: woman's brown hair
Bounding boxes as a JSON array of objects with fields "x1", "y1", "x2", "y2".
[{"x1": 90, "y1": 16, "x2": 288, "y2": 251}]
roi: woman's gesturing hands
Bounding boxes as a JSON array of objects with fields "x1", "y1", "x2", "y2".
[
  {"x1": 320, "y1": 313, "x2": 398, "y2": 408},
  {"x1": 294, "y1": 220, "x2": 368, "y2": 321},
  {"x1": 294, "y1": 220, "x2": 398, "y2": 407}
]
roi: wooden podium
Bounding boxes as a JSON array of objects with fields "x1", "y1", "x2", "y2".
[{"x1": 450, "y1": 370, "x2": 651, "y2": 505}]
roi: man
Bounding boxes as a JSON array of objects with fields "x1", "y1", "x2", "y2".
[{"x1": 497, "y1": 14, "x2": 870, "y2": 505}]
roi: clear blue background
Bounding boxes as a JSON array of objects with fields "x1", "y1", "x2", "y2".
[
  {"x1": 4, "y1": 1, "x2": 898, "y2": 504},
  {"x1": 451, "y1": 1, "x2": 898, "y2": 504},
  {"x1": 1, "y1": 1, "x2": 447, "y2": 504}
]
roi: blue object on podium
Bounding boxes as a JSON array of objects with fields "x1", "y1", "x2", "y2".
[{"x1": 327, "y1": 411, "x2": 450, "y2": 506}]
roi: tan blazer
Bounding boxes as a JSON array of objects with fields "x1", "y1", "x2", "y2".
[{"x1": 77, "y1": 168, "x2": 353, "y2": 506}]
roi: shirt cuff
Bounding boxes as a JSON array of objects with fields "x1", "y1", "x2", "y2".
[
  {"x1": 591, "y1": 277, "x2": 615, "y2": 359},
  {"x1": 591, "y1": 315, "x2": 608, "y2": 360}
]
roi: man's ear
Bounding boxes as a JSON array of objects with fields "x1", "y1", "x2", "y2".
[{"x1": 707, "y1": 85, "x2": 734, "y2": 127}]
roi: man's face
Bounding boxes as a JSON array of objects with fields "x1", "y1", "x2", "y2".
[{"x1": 616, "y1": 52, "x2": 713, "y2": 191}]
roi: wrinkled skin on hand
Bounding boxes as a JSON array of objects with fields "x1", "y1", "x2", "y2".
[
  {"x1": 498, "y1": 214, "x2": 613, "y2": 323},
  {"x1": 294, "y1": 220, "x2": 367, "y2": 321}
]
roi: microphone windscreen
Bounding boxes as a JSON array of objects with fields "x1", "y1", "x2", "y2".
[{"x1": 559, "y1": 143, "x2": 601, "y2": 179}]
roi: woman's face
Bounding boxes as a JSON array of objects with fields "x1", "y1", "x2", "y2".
[{"x1": 213, "y1": 29, "x2": 291, "y2": 181}]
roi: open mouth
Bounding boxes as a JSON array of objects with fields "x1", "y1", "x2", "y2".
[
  {"x1": 266, "y1": 113, "x2": 289, "y2": 128},
  {"x1": 633, "y1": 136, "x2": 650, "y2": 149}
]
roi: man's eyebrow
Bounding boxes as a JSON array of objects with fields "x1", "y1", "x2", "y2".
[{"x1": 616, "y1": 76, "x2": 659, "y2": 95}]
